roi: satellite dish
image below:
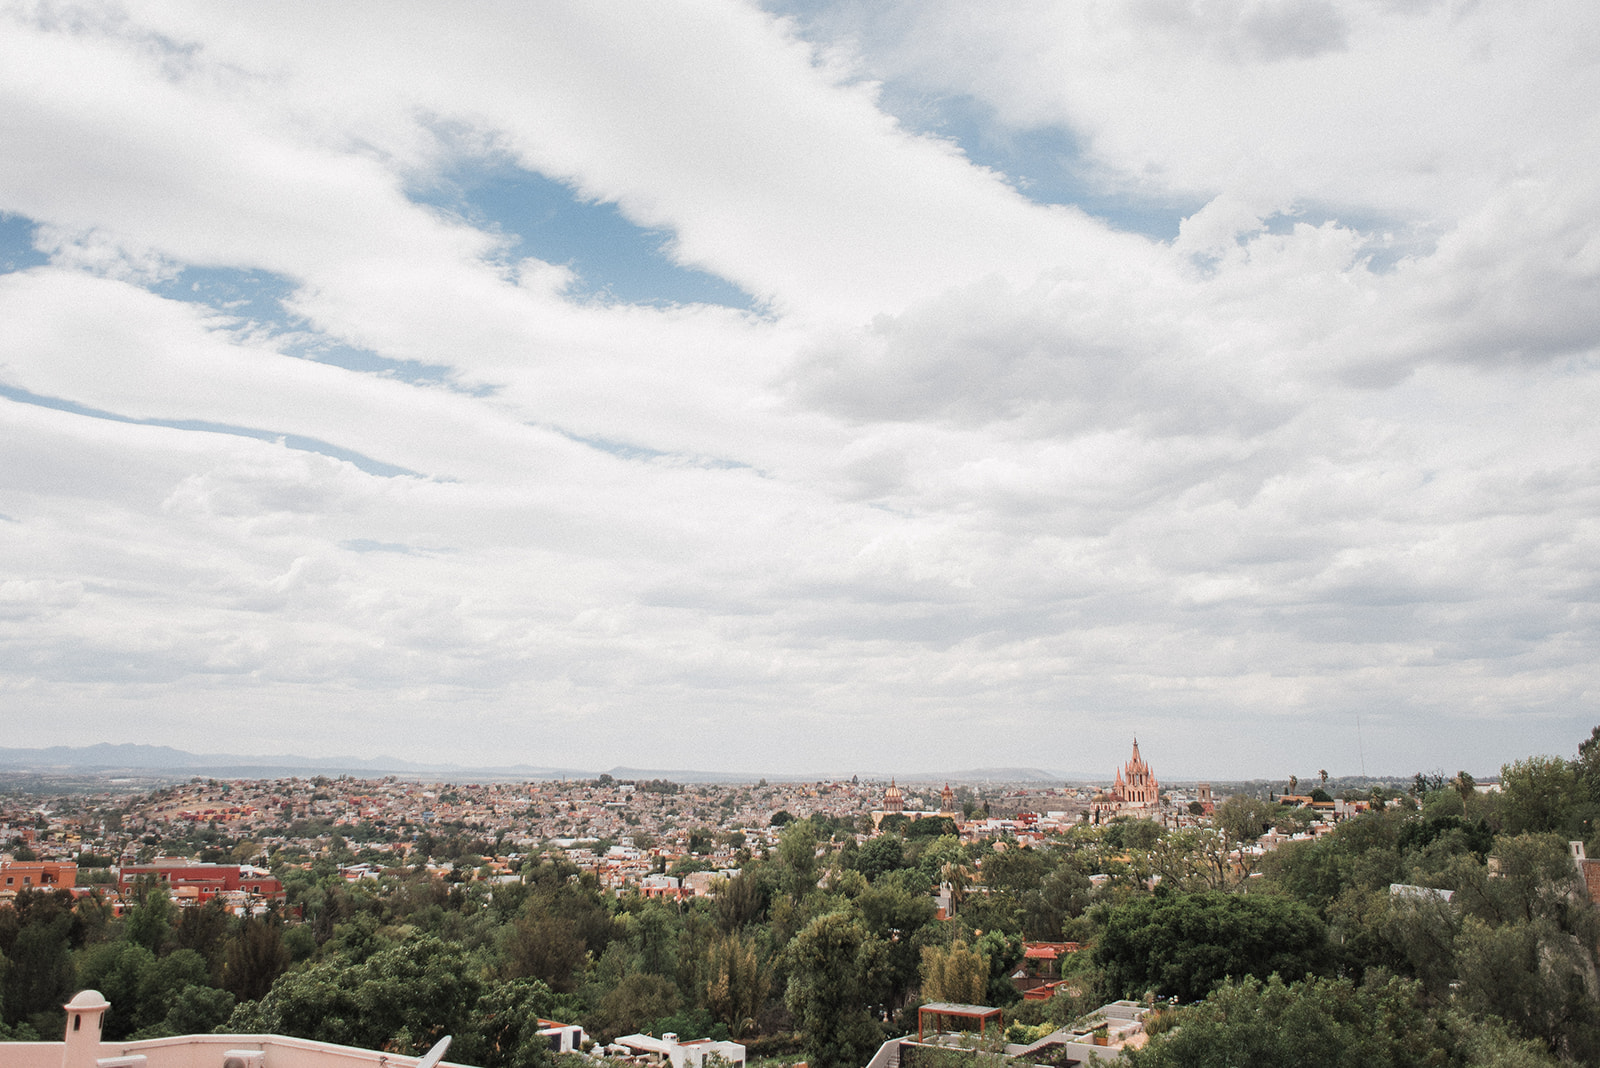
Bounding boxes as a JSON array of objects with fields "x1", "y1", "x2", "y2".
[{"x1": 415, "y1": 1036, "x2": 452, "y2": 1068}]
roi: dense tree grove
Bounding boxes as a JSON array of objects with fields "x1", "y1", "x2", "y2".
[
  {"x1": 1094, "y1": 890, "x2": 1327, "y2": 1002},
  {"x1": 7, "y1": 728, "x2": 1600, "y2": 1065},
  {"x1": 1125, "y1": 975, "x2": 1555, "y2": 1068}
]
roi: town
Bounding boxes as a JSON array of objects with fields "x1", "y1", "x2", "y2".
[
  {"x1": 3, "y1": 736, "x2": 1597, "y2": 1068},
  {"x1": 1, "y1": 743, "x2": 1342, "y2": 912}
]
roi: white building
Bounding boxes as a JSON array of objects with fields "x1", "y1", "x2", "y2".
[
  {"x1": 613, "y1": 1033, "x2": 746, "y2": 1068},
  {"x1": 537, "y1": 1019, "x2": 587, "y2": 1053}
]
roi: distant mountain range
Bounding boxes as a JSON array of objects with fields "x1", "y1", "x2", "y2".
[
  {"x1": 0, "y1": 744, "x2": 1099, "y2": 784},
  {"x1": 0, "y1": 743, "x2": 587, "y2": 781}
]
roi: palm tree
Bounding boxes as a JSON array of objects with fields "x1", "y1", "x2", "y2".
[{"x1": 1319, "y1": 769, "x2": 1328, "y2": 787}]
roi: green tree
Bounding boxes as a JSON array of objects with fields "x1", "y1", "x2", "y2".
[
  {"x1": 229, "y1": 935, "x2": 483, "y2": 1055},
  {"x1": 76, "y1": 941, "x2": 158, "y2": 1039},
  {"x1": 712, "y1": 869, "x2": 769, "y2": 933},
  {"x1": 459, "y1": 978, "x2": 557, "y2": 1068},
  {"x1": 1126, "y1": 974, "x2": 1555, "y2": 1068},
  {"x1": 1498, "y1": 757, "x2": 1584, "y2": 837},
  {"x1": 1260, "y1": 838, "x2": 1352, "y2": 911},
  {"x1": 980, "y1": 844, "x2": 1047, "y2": 898},
  {"x1": 1123, "y1": 819, "x2": 1164, "y2": 851},
  {"x1": 124, "y1": 885, "x2": 175, "y2": 955},
  {"x1": 855, "y1": 873, "x2": 938, "y2": 1010},
  {"x1": 1021, "y1": 860, "x2": 1092, "y2": 941},
  {"x1": 132, "y1": 948, "x2": 210, "y2": 1036},
  {"x1": 1452, "y1": 833, "x2": 1579, "y2": 927},
  {"x1": 1413, "y1": 771, "x2": 1448, "y2": 797},
  {"x1": 704, "y1": 930, "x2": 767, "y2": 1038},
  {"x1": 1578, "y1": 726, "x2": 1600, "y2": 789},
  {"x1": 1379, "y1": 891, "x2": 1462, "y2": 994},
  {"x1": 1214, "y1": 794, "x2": 1277, "y2": 845},
  {"x1": 589, "y1": 972, "x2": 679, "y2": 1043},
  {"x1": 854, "y1": 835, "x2": 908, "y2": 882},
  {"x1": 1095, "y1": 890, "x2": 1327, "y2": 1003},
  {"x1": 784, "y1": 912, "x2": 887, "y2": 1068},
  {"x1": 776, "y1": 820, "x2": 821, "y2": 903},
  {"x1": 173, "y1": 898, "x2": 234, "y2": 980},
  {"x1": 920, "y1": 940, "x2": 987, "y2": 1004},
  {"x1": 222, "y1": 916, "x2": 289, "y2": 1001},
  {"x1": 622, "y1": 902, "x2": 680, "y2": 981},
  {"x1": 1453, "y1": 915, "x2": 1600, "y2": 1062},
  {"x1": 1445, "y1": 834, "x2": 1600, "y2": 1059},
  {"x1": 975, "y1": 928, "x2": 1024, "y2": 1007},
  {"x1": 918, "y1": 835, "x2": 969, "y2": 881},
  {"x1": 1, "y1": 890, "x2": 75, "y2": 1032},
  {"x1": 153, "y1": 985, "x2": 236, "y2": 1038},
  {"x1": 501, "y1": 915, "x2": 587, "y2": 992}
]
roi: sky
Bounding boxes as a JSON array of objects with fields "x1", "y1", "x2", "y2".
[{"x1": 2, "y1": 0, "x2": 1598, "y2": 780}]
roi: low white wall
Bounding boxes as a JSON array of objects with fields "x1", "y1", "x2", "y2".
[{"x1": 24, "y1": 1033, "x2": 477, "y2": 1068}]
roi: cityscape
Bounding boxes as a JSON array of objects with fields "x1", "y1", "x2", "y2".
[
  {"x1": 5, "y1": 0, "x2": 1600, "y2": 1066},
  {"x1": 5, "y1": 731, "x2": 1600, "y2": 1066},
  {"x1": 2, "y1": 744, "x2": 1235, "y2": 904}
]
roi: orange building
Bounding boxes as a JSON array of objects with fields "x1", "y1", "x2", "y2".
[{"x1": 0, "y1": 860, "x2": 77, "y2": 896}]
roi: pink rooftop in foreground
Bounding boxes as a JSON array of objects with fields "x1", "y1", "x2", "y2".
[{"x1": 7, "y1": 991, "x2": 469, "y2": 1068}]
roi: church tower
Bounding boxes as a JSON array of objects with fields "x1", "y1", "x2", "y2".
[
  {"x1": 1094, "y1": 738, "x2": 1162, "y2": 820},
  {"x1": 1120, "y1": 738, "x2": 1159, "y2": 807}
]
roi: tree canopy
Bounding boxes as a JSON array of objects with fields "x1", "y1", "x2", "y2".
[{"x1": 1095, "y1": 889, "x2": 1327, "y2": 1002}]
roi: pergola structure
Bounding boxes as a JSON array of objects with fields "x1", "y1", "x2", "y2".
[{"x1": 916, "y1": 1002, "x2": 1005, "y2": 1042}]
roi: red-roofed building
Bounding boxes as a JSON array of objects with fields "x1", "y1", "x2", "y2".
[
  {"x1": 117, "y1": 861, "x2": 283, "y2": 904},
  {"x1": 1012, "y1": 941, "x2": 1082, "y2": 994}
]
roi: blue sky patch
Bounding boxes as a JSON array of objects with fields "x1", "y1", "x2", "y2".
[
  {"x1": 0, "y1": 213, "x2": 50, "y2": 273},
  {"x1": 152, "y1": 265, "x2": 297, "y2": 325},
  {"x1": 3, "y1": 218, "x2": 473, "y2": 390},
  {"x1": 151, "y1": 265, "x2": 465, "y2": 386},
  {"x1": 414, "y1": 164, "x2": 759, "y2": 311},
  {"x1": 278, "y1": 334, "x2": 462, "y2": 390},
  {"x1": 554, "y1": 425, "x2": 752, "y2": 471},
  {"x1": 875, "y1": 89, "x2": 1202, "y2": 242},
  {"x1": 341, "y1": 538, "x2": 422, "y2": 554},
  {"x1": 0, "y1": 383, "x2": 419, "y2": 478},
  {"x1": 762, "y1": 1, "x2": 1199, "y2": 240},
  {"x1": 1258, "y1": 205, "x2": 1432, "y2": 274}
]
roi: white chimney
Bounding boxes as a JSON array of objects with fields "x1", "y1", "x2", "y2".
[{"x1": 62, "y1": 990, "x2": 110, "y2": 1068}]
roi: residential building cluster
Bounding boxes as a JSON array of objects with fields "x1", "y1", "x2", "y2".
[{"x1": 0, "y1": 740, "x2": 1413, "y2": 911}]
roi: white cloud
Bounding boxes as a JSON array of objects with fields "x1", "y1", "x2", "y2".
[
  {"x1": 0, "y1": 0, "x2": 1595, "y2": 776},
  {"x1": 807, "y1": 0, "x2": 1600, "y2": 220}
]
